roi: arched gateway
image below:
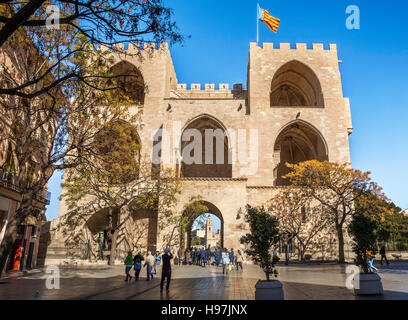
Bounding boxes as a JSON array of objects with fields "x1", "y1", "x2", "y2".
[{"x1": 180, "y1": 201, "x2": 224, "y2": 251}]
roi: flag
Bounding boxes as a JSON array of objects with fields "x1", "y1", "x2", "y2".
[{"x1": 258, "y1": 6, "x2": 280, "y2": 33}]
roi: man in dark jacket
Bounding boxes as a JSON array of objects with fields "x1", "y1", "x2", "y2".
[
  {"x1": 380, "y1": 245, "x2": 390, "y2": 265},
  {"x1": 160, "y1": 248, "x2": 173, "y2": 292},
  {"x1": 133, "y1": 252, "x2": 144, "y2": 280}
]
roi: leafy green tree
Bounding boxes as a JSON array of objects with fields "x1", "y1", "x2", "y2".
[
  {"x1": 348, "y1": 213, "x2": 378, "y2": 274},
  {"x1": 191, "y1": 236, "x2": 201, "y2": 246},
  {"x1": 240, "y1": 205, "x2": 280, "y2": 281}
]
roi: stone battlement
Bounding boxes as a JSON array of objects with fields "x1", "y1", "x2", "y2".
[
  {"x1": 109, "y1": 42, "x2": 169, "y2": 54},
  {"x1": 175, "y1": 83, "x2": 244, "y2": 92},
  {"x1": 250, "y1": 42, "x2": 337, "y2": 52},
  {"x1": 169, "y1": 83, "x2": 247, "y2": 99}
]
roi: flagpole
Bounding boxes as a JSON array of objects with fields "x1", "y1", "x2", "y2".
[{"x1": 256, "y1": 3, "x2": 259, "y2": 46}]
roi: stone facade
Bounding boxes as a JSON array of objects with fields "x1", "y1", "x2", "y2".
[{"x1": 50, "y1": 42, "x2": 353, "y2": 264}]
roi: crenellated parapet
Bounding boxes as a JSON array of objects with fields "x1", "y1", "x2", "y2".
[
  {"x1": 109, "y1": 42, "x2": 169, "y2": 53},
  {"x1": 170, "y1": 83, "x2": 247, "y2": 99},
  {"x1": 250, "y1": 42, "x2": 337, "y2": 52}
]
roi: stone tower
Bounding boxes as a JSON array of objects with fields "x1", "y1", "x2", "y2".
[{"x1": 48, "y1": 42, "x2": 353, "y2": 265}]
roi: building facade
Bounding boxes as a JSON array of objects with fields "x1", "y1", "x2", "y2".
[
  {"x1": 191, "y1": 216, "x2": 221, "y2": 248},
  {"x1": 49, "y1": 42, "x2": 353, "y2": 264}
]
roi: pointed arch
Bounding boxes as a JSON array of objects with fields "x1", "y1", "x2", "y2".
[
  {"x1": 109, "y1": 60, "x2": 145, "y2": 105},
  {"x1": 274, "y1": 120, "x2": 329, "y2": 186},
  {"x1": 270, "y1": 60, "x2": 324, "y2": 107},
  {"x1": 180, "y1": 114, "x2": 232, "y2": 178},
  {"x1": 183, "y1": 200, "x2": 224, "y2": 250}
]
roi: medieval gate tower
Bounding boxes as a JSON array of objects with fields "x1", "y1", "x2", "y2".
[{"x1": 50, "y1": 42, "x2": 353, "y2": 264}]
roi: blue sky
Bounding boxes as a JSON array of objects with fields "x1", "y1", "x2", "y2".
[{"x1": 45, "y1": 0, "x2": 408, "y2": 220}]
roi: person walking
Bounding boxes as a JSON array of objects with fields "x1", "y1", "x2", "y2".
[
  {"x1": 185, "y1": 249, "x2": 191, "y2": 265},
  {"x1": 144, "y1": 251, "x2": 155, "y2": 281},
  {"x1": 124, "y1": 251, "x2": 133, "y2": 281},
  {"x1": 177, "y1": 247, "x2": 183, "y2": 266},
  {"x1": 200, "y1": 247, "x2": 206, "y2": 267},
  {"x1": 216, "y1": 248, "x2": 222, "y2": 267},
  {"x1": 206, "y1": 247, "x2": 211, "y2": 266},
  {"x1": 367, "y1": 250, "x2": 378, "y2": 273},
  {"x1": 160, "y1": 248, "x2": 173, "y2": 293},
  {"x1": 191, "y1": 248, "x2": 196, "y2": 265},
  {"x1": 379, "y1": 245, "x2": 390, "y2": 266},
  {"x1": 154, "y1": 250, "x2": 161, "y2": 275},
  {"x1": 229, "y1": 248, "x2": 235, "y2": 271},
  {"x1": 222, "y1": 248, "x2": 230, "y2": 274},
  {"x1": 133, "y1": 251, "x2": 145, "y2": 280},
  {"x1": 236, "y1": 249, "x2": 244, "y2": 271}
]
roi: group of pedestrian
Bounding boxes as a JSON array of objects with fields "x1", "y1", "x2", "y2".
[
  {"x1": 123, "y1": 248, "x2": 174, "y2": 292},
  {"x1": 179, "y1": 246, "x2": 244, "y2": 273}
]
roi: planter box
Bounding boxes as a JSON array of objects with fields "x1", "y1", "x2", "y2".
[
  {"x1": 255, "y1": 280, "x2": 284, "y2": 300},
  {"x1": 354, "y1": 273, "x2": 383, "y2": 295}
]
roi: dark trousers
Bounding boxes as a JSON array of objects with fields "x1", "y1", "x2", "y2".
[
  {"x1": 381, "y1": 254, "x2": 389, "y2": 265},
  {"x1": 125, "y1": 266, "x2": 132, "y2": 281},
  {"x1": 135, "y1": 268, "x2": 141, "y2": 280},
  {"x1": 161, "y1": 270, "x2": 171, "y2": 290},
  {"x1": 236, "y1": 261, "x2": 243, "y2": 270}
]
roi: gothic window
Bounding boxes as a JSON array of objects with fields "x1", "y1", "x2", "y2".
[{"x1": 270, "y1": 60, "x2": 324, "y2": 107}]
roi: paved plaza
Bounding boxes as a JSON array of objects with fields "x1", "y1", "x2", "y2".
[{"x1": 0, "y1": 261, "x2": 407, "y2": 300}]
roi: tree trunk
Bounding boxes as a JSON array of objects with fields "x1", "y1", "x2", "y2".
[
  {"x1": 109, "y1": 209, "x2": 120, "y2": 266},
  {"x1": 336, "y1": 226, "x2": 345, "y2": 263}
]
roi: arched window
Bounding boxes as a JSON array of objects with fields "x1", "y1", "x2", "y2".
[
  {"x1": 94, "y1": 120, "x2": 141, "y2": 184},
  {"x1": 270, "y1": 60, "x2": 324, "y2": 107},
  {"x1": 109, "y1": 61, "x2": 145, "y2": 105},
  {"x1": 274, "y1": 121, "x2": 328, "y2": 186},
  {"x1": 180, "y1": 116, "x2": 232, "y2": 178}
]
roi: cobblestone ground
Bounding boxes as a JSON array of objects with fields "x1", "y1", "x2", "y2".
[{"x1": 0, "y1": 261, "x2": 407, "y2": 300}]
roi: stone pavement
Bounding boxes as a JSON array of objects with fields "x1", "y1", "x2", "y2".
[{"x1": 0, "y1": 261, "x2": 407, "y2": 300}]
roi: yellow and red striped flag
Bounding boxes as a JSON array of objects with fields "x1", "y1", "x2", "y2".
[{"x1": 258, "y1": 6, "x2": 280, "y2": 33}]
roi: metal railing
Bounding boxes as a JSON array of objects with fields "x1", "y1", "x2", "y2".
[
  {"x1": 0, "y1": 169, "x2": 21, "y2": 193},
  {"x1": 33, "y1": 191, "x2": 51, "y2": 205}
]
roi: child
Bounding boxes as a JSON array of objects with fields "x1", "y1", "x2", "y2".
[
  {"x1": 124, "y1": 251, "x2": 133, "y2": 281},
  {"x1": 366, "y1": 250, "x2": 378, "y2": 273}
]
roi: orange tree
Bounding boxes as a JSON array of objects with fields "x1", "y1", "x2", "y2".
[{"x1": 284, "y1": 160, "x2": 387, "y2": 263}]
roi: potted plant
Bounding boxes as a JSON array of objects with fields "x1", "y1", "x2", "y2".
[
  {"x1": 240, "y1": 205, "x2": 283, "y2": 300},
  {"x1": 348, "y1": 212, "x2": 383, "y2": 295}
]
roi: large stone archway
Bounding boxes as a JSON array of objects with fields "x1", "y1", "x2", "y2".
[
  {"x1": 181, "y1": 201, "x2": 224, "y2": 250},
  {"x1": 274, "y1": 120, "x2": 329, "y2": 186},
  {"x1": 180, "y1": 115, "x2": 232, "y2": 178}
]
